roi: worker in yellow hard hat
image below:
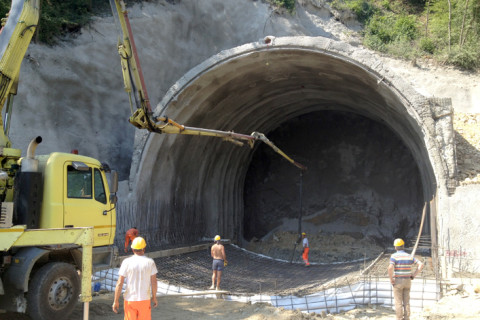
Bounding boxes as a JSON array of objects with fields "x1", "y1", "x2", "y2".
[
  {"x1": 210, "y1": 235, "x2": 227, "y2": 290},
  {"x1": 113, "y1": 237, "x2": 158, "y2": 319},
  {"x1": 388, "y1": 238, "x2": 424, "y2": 320},
  {"x1": 301, "y1": 232, "x2": 310, "y2": 266}
]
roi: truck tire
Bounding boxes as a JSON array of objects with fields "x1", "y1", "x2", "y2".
[{"x1": 26, "y1": 262, "x2": 80, "y2": 320}]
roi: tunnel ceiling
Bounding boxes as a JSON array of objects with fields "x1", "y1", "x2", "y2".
[{"x1": 129, "y1": 37, "x2": 453, "y2": 244}]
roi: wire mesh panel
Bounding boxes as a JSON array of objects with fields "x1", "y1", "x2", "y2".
[{"x1": 115, "y1": 200, "x2": 207, "y2": 250}]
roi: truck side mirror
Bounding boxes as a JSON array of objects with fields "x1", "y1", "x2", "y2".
[
  {"x1": 109, "y1": 194, "x2": 118, "y2": 205},
  {"x1": 109, "y1": 170, "x2": 118, "y2": 194}
]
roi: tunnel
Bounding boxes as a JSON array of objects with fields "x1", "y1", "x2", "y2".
[{"x1": 127, "y1": 36, "x2": 455, "y2": 252}]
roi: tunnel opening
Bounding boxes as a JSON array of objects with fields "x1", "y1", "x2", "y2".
[
  {"x1": 242, "y1": 110, "x2": 425, "y2": 262},
  {"x1": 129, "y1": 37, "x2": 448, "y2": 262}
]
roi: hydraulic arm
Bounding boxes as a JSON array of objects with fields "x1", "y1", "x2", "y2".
[
  {"x1": 110, "y1": 0, "x2": 306, "y2": 171},
  {"x1": 0, "y1": 0, "x2": 39, "y2": 149}
]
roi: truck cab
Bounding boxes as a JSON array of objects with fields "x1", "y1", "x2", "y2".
[
  {"x1": 37, "y1": 152, "x2": 117, "y2": 246},
  {"x1": 0, "y1": 149, "x2": 118, "y2": 319}
]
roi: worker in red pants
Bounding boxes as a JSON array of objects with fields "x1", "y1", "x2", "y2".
[
  {"x1": 301, "y1": 232, "x2": 310, "y2": 266},
  {"x1": 124, "y1": 227, "x2": 139, "y2": 253}
]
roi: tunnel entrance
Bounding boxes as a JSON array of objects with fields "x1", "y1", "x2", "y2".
[
  {"x1": 242, "y1": 110, "x2": 425, "y2": 261},
  {"x1": 129, "y1": 37, "x2": 453, "y2": 262}
]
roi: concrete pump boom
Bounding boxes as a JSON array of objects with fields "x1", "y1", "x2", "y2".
[
  {"x1": 0, "y1": 0, "x2": 39, "y2": 149},
  {"x1": 110, "y1": 0, "x2": 306, "y2": 171}
]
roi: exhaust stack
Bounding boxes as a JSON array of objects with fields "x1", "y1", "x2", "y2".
[{"x1": 22, "y1": 136, "x2": 42, "y2": 172}]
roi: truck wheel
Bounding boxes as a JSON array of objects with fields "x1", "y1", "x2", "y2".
[{"x1": 27, "y1": 262, "x2": 80, "y2": 320}]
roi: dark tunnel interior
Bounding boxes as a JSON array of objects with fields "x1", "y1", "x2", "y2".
[{"x1": 243, "y1": 110, "x2": 425, "y2": 247}]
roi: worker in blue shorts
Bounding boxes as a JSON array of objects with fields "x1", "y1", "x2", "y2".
[{"x1": 210, "y1": 235, "x2": 227, "y2": 290}]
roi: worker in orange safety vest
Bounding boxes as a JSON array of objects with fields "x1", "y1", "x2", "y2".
[
  {"x1": 301, "y1": 232, "x2": 310, "y2": 266},
  {"x1": 124, "y1": 227, "x2": 139, "y2": 253}
]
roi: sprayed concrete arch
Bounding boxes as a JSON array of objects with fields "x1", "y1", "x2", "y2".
[{"x1": 128, "y1": 36, "x2": 455, "y2": 253}]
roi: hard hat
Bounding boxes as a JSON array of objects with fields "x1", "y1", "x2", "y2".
[
  {"x1": 214, "y1": 235, "x2": 221, "y2": 241},
  {"x1": 302, "y1": 232, "x2": 306, "y2": 236},
  {"x1": 131, "y1": 237, "x2": 146, "y2": 250},
  {"x1": 393, "y1": 238, "x2": 404, "y2": 247}
]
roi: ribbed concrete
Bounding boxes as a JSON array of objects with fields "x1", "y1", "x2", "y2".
[{"x1": 128, "y1": 36, "x2": 454, "y2": 246}]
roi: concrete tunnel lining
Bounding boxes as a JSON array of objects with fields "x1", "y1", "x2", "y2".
[{"x1": 128, "y1": 36, "x2": 453, "y2": 246}]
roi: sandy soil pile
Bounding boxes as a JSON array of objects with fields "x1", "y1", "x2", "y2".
[{"x1": 245, "y1": 230, "x2": 384, "y2": 263}]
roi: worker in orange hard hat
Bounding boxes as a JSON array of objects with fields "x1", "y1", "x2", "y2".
[
  {"x1": 301, "y1": 232, "x2": 310, "y2": 266},
  {"x1": 124, "y1": 227, "x2": 139, "y2": 253}
]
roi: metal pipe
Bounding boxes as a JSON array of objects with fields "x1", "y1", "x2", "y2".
[
  {"x1": 22, "y1": 136, "x2": 42, "y2": 172},
  {"x1": 26, "y1": 136, "x2": 42, "y2": 159},
  {"x1": 412, "y1": 201, "x2": 427, "y2": 257}
]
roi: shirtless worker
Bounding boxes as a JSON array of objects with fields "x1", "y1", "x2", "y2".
[{"x1": 210, "y1": 235, "x2": 227, "y2": 290}]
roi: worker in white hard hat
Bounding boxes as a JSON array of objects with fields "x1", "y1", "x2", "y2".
[
  {"x1": 388, "y1": 238, "x2": 424, "y2": 320},
  {"x1": 113, "y1": 237, "x2": 158, "y2": 319},
  {"x1": 210, "y1": 235, "x2": 227, "y2": 290},
  {"x1": 301, "y1": 232, "x2": 310, "y2": 266}
]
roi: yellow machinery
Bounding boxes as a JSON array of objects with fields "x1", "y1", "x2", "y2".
[{"x1": 0, "y1": 1, "x2": 119, "y2": 319}]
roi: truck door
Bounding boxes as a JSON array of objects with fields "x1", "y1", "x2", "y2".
[{"x1": 63, "y1": 162, "x2": 113, "y2": 246}]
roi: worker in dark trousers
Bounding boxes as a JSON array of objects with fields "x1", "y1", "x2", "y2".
[
  {"x1": 388, "y1": 238, "x2": 424, "y2": 320},
  {"x1": 301, "y1": 232, "x2": 310, "y2": 266}
]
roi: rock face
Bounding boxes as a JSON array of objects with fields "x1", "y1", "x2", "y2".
[{"x1": 455, "y1": 113, "x2": 480, "y2": 184}]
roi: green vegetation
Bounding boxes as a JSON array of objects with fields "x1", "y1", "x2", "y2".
[
  {"x1": 0, "y1": 0, "x2": 111, "y2": 45},
  {"x1": 267, "y1": 0, "x2": 296, "y2": 13},
  {"x1": 331, "y1": 0, "x2": 480, "y2": 70},
  {"x1": 37, "y1": 0, "x2": 92, "y2": 45}
]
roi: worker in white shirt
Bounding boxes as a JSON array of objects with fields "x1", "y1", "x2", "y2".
[
  {"x1": 113, "y1": 237, "x2": 158, "y2": 319},
  {"x1": 301, "y1": 232, "x2": 310, "y2": 266}
]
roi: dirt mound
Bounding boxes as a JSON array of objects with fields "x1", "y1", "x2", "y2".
[{"x1": 245, "y1": 230, "x2": 384, "y2": 263}]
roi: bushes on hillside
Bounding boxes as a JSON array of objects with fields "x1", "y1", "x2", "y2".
[{"x1": 334, "y1": 0, "x2": 479, "y2": 70}]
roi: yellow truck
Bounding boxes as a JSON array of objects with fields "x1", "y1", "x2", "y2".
[{"x1": 0, "y1": 1, "x2": 119, "y2": 319}]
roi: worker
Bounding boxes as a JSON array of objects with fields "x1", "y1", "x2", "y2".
[
  {"x1": 301, "y1": 232, "x2": 310, "y2": 266},
  {"x1": 388, "y1": 238, "x2": 424, "y2": 320},
  {"x1": 113, "y1": 237, "x2": 158, "y2": 319},
  {"x1": 210, "y1": 235, "x2": 227, "y2": 290},
  {"x1": 124, "y1": 227, "x2": 139, "y2": 253}
]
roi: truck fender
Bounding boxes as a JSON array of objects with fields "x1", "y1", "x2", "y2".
[{"x1": 4, "y1": 247, "x2": 49, "y2": 292}]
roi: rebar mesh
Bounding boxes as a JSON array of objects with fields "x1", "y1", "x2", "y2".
[
  {"x1": 153, "y1": 244, "x2": 369, "y2": 296},
  {"x1": 114, "y1": 200, "x2": 205, "y2": 250}
]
